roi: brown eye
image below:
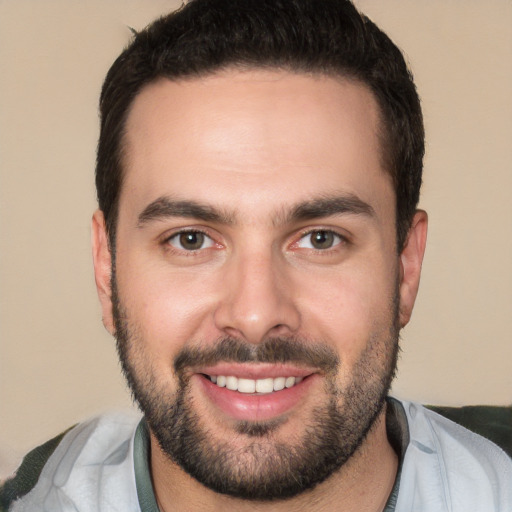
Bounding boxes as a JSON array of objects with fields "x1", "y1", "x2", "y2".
[
  {"x1": 311, "y1": 231, "x2": 334, "y2": 249},
  {"x1": 297, "y1": 230, "x2": 342, "y2": 250},
  {"x1": 168, "y1": 231, "x2": 213, "y2": 251}
]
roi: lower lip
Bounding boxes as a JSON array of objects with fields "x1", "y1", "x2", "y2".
[{"x1": 195, "y1": 374, "x2": 317, "y2": 422}]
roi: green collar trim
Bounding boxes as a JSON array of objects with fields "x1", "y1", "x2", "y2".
[
  {"x1": 134, "y1": 418, "x2": 160, "y2": 512},
  {"x1": 383, "y1": 397, "x2": 410, "y2": 511}
]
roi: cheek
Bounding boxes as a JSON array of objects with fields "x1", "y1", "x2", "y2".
[
  {"x1": 115, "y1": 257, "x2": 223, "y2": 353},
  {"x1": 297, "y1": 263, "x2": 397, "y2": 362}
]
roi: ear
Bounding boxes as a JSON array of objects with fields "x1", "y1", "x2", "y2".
[
  {"x1": 398, "y1": 210, "x2": 428, "y2": 328},
  {"x1": 91, "y1": 210, "x2": 115, "y2": 335}
]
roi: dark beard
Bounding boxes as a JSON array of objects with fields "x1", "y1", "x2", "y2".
[{"x1": 112, "y1": 276, "x2": 400, "y2": 501}]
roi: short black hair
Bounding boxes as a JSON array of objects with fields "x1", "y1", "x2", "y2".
[{"x1": 96, "y1": 0, "x2": 424, "y2": 250}]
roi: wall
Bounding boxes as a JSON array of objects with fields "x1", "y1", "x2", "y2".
[{"x1": 1, "y1": 0, "x2": 511, "y2": 477}]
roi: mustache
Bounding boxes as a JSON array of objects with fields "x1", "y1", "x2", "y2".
[{"x1": 174, "y1": 337, "x2": 339, "y2": 375}]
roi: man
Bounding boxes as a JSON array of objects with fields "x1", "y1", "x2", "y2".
[{"x1": 1, "y1": 0, "x2": 510, "y2": 510}]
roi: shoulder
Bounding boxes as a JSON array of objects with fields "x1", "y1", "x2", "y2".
[
  {"x1": 427, "y1": 403, "x2": 512, "y2": 457},
  {"x1": 404, "y1": 401, "x2": 512, "y2": 469},
  {"x1": 395, "y1": 400, "x2": 512, "y2": 512},
  {"x1": 0, "y1": 411, "x2": 142, "y2": 512}
]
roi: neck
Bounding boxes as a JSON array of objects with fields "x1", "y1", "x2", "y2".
[{"x1": 150, "y1": 406, "x2": 398, "y2": 512}]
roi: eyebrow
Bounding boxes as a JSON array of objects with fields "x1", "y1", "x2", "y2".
[
  {"x1": 285, "y1": 194, "x2": 375, "y2": 224},
  {"x1": 137, "y1": 197, "x2": 235, "y2": 227},
  {"x1": 137, "y1": 193, "x2": 375, "y2": 228}
]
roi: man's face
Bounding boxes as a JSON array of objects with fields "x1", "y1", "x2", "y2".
[{"x1": 93, "y1": 69, "x2": 425, "y2": 499}]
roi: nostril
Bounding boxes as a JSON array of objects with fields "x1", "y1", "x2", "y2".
[{"x1": 212, "y1": 278, "x2": 301, "y2": 344}]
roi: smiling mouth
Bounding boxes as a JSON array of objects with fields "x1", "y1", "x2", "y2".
[{"x1": 205, "y1": 374, "x2": 305, "y2": 394}]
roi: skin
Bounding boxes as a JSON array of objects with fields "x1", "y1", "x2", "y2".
[{"x1": 92, "y1": 69, "x2": 427, "y2": 511}]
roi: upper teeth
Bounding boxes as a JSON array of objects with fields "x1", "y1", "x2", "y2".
[{"x1": 210, "y1": 375, "x2": 303, "y2": 394}]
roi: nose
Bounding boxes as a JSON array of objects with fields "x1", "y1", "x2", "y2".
[{"x1": 213, "y1": 249, "x2": 301, "y2": 344}]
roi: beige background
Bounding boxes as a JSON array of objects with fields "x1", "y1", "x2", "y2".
[{"x1": 1, "y1": 0, "x2": 511, "y2": 477}]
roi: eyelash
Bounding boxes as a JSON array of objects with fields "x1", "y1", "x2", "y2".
[
  {"x1": 294, "y1": 228, "x2": 348, "y2": 252},
  {"x1": 163, "y1": 229, "x2": 217, "y2": 253}
]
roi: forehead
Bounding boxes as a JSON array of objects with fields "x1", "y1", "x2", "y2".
[{"x1": 120, "y1": 69, "x2": 393, "y2": 223}]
